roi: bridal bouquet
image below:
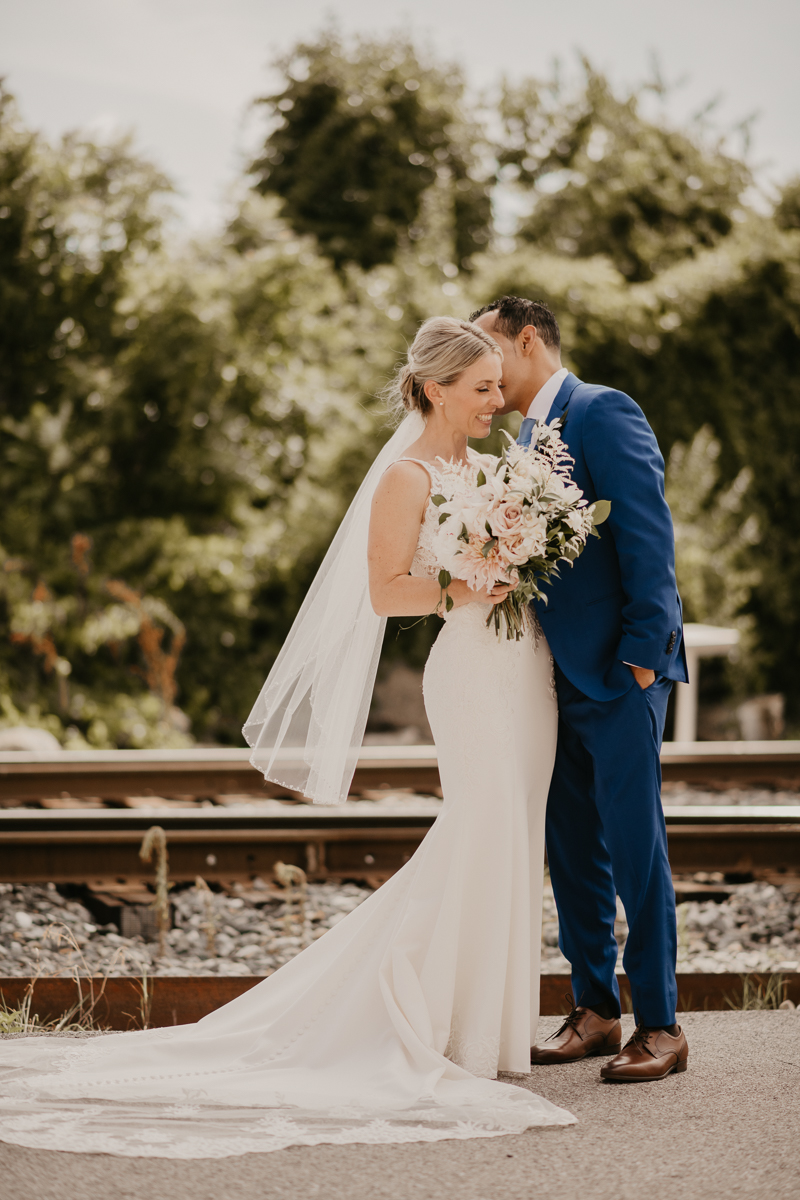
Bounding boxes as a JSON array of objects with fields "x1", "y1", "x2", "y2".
[{"x1": 431, "y1": 422, "x2": 610, "y2": 640}]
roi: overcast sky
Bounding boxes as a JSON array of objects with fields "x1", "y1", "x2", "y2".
[{"x1": 2, "y1": 0, "x2": 797, "y2": 229}]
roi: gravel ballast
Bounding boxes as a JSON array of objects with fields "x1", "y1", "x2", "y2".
[
  {"x1": 2, "y1": 785, "x2": 798, "y2": 979},
  {"x1": 1, "y1": 873, "x2": 798, "y2": 979}
]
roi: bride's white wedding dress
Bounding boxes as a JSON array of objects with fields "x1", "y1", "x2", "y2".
[{"x1": 0, "y1": 460, "x2": 573, "y2": 1158}]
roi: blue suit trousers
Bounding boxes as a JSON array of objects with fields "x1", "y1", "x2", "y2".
[{"x1": 546, "y1": 665, "x2": 678, "y2": 1026}]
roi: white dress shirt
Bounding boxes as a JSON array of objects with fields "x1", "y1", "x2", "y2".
[{"x1": 525, "y1": 366, "x2": 569, "y2": 423}]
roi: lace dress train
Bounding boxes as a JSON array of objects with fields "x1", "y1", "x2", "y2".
[{"x1": 0, "y1": 462, "x2": 573, "y2": 1157}]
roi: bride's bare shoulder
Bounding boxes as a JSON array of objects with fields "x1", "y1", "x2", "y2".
[
  {"x1": 371, "y1": 459, "x2": 431, "y2": 519},
  {"x1": 377, "y1": 458, "x2": 432, "y2": 491}
]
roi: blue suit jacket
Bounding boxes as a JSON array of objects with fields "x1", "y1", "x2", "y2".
[{"x1": 531, "y1": 373, "x2": 688, "y2": 701}]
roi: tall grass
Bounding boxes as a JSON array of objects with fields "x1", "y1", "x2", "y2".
[
  {"x1": 725, "y1": 973, "x2": 789, "y2": 1010},
  {"x1": 0, "y1": 922, "x2": 128, "y2": 1032}
]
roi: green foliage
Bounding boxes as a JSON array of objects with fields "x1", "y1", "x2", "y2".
[
  {"x1": 2, "y1": 38, "x2": 800, "y2": 736},
  {"x1": 250, "y1": 32, "x2": 492, "y2": 271},
  {"x1": 0, "y1": 535, "x2": 192, "y2": 748},
  {"x1": 0, "y1": 85, "x2": 169, "y2": 427},
  {"x1": 0, "y1": 98, "x2": 457, "y2": 741},
  {"x1": 725, "y1": 973, "x2": 790, "y2": 1011},
  {"x1": 569, "y1": 230, "x2": 800, "y2": 702},
  {"x1": 497, "y1": 63, "x2": 751, "y2": 281},
  {"x1": 775, "y1": 177, "x2": 800, "y2": 231},
  {"x1": 665, "y1": 426, "x2": 763, "y2": 692},
  {"x1": 0, "y1": 91, "x2": 335, "y2": 744},
  {"x1": 666, "y1": 426, "x2": 760, "y2": 631}
]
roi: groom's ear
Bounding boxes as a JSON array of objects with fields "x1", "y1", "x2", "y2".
[{"x1": 519, "y1": 325, "x2": 538, "y2": 355}]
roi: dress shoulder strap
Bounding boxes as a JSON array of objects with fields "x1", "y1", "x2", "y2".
[{"x1": 394, "y1": 457, "x2": 443, "y2": 489}]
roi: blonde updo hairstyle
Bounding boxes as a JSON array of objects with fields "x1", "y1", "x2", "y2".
[{"x1": 387, "y1": 316, "x2": 502, "y2": 418}]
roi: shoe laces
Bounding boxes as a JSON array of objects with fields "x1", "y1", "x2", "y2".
[
  {"x1": 624, "y1": 1023, "x2": 656, "y2": 1057},
  {"x1": 547, "y1": 994, "x2": 585, "y2": 1042}
]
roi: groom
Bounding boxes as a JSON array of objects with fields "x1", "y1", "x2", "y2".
[{"x1": 472, "y1": 296, "x2": 689, "y2": 1082}]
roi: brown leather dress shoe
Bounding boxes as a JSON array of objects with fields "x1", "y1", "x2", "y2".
[
  {"x1": 531, "y1": 1000, "x2": 622, "y2": 1065},
  {"x1": 600, "y1": 1024, "x2": 688, "y2": 1082}
]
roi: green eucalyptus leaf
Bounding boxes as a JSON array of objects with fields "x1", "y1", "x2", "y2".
[{"x1": 591, "y1": 498, "x2": 611, "y2": 525}]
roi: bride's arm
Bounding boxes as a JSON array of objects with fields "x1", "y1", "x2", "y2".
[
  {"x1": 368, "y1": 462, "x2": 512, "y2": 617},
  {"x1": 368, "y1": 462, "x2": 467, "y2": 616}
]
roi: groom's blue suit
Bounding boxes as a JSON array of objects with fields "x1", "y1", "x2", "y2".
[{"x1": 519, "y1": 373, "x2": 688, "y2": 1026}]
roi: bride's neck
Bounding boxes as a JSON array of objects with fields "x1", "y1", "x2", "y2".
[{"x1": 413, "y1": 420, "x2": 469, "y2": 465}]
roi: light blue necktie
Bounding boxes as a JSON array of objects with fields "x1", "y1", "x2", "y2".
[{"x1": 517, "y1": 417, "x2": 536, "y2": 448}]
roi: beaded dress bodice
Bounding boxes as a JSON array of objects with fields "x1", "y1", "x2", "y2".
[{"x1": 398, "y1": 457, "x2": 475, "y2": 581}]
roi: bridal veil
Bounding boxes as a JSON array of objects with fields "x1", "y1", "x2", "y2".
[{"x1": 243, "y1": 411, "x2": 425, "y2": 804}]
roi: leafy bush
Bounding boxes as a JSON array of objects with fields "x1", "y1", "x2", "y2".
[{"x1": 2, "y1": 38, "x2": 800, "y2": 738}]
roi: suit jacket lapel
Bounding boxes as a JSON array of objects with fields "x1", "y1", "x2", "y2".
[{"x1": 546, "y1": 372, "x2": 582, "y2": 424}]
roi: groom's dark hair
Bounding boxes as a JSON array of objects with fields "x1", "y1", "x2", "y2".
[{"x1": 469, "y1": 295, "x2": 561, "y2": 351}]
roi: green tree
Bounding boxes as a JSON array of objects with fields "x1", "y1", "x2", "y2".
[
  {"x1": 496, "y1": 63, "x2": 751, "y2": 281},
  {"x1": 0, "y1": 93, "x2": 322, "y2": 744},
  {"x1": 0, "y1": 85, "x2": 168, "y2": 426},
  {"x1": 0, "y1": 93, "x2": 449, "y2": 744},
  {"x1": 4, "y1": 39, "x2": 800, "y2": 741},
  {"x1": 0, "y1": 539, "x2": 192, "y2": 749},
  {"x1": 250, "y1": 33, "x2": 492, "y2": 272},
  {"x1": 775, "y1": 176, "x2": 800, "y2": 231},
  {"x1": 665, "y1": 426, "x2": 761, "y2": 688}
]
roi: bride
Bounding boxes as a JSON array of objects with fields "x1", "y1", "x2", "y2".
[{"x1": 0, "y1": 317, "x2": 575, "y2": 1158}]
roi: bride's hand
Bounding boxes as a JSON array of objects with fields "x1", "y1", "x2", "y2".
[{"x1": 470, "y1": 579, "x2": 518, "y2": 607}]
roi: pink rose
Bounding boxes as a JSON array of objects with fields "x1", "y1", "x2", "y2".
[
  {"x1": 489, "y1": 500, "x2": 525, "y2": 539},
  {"x1": 498, "y1": 535, "x2": 529, "y2": 566}
]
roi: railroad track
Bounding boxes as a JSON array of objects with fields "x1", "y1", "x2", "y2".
[
  {"x1": 1, "y1": 745, "x2": 799, "y2": 884},
  {"x1": 1, "y1": 803, "x2": 798, "y2": 884},
  {"x1": 4, "y1": 740, "x2": 800, "y2": 803}
]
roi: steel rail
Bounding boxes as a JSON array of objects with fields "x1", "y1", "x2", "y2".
[
  {"x1": 1, "y1": 746, "x2": 799, "y2": 882},
  {"x1": 1, "y1": 805, "x2": 798, "y2": 883},
  {"x1": 0, "y1": 746, "x2": 442, "y2": 802},
  {"x1": 3, "y1": 741, "x2": 800, "y2": 803}
]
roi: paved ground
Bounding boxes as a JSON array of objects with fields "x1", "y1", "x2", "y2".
[{"x1": 2, "y1": 1011, "x2": 799, "y2": 1200}]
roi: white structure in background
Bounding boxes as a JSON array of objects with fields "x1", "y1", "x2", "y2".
[
  {"x1": 673, "y1": 622, "x2": 740, "y2": 742},
  {"x1": 0, "y1": 727, "x2": 62, "y2": 754}
]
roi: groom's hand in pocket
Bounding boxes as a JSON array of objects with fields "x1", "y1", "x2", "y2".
[{"x1": 628, "y1": 664, "x2": 656, "y2": 690}]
